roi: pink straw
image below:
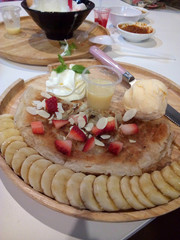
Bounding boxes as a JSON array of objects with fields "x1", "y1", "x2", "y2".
[{"x1": 68, "y1": 0, "x2": 73, "y2": 10}]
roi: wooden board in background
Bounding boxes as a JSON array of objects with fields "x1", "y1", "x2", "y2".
[
  {"x1": 0, "y1": 17, "x2": 109, "y2": 66},
  {"x1": 0, "y1": 59, "x2": 180, "y2": 222}
]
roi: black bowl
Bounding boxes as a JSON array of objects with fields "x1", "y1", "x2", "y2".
[{"x1": 21, "y1": 0, "x2": 95, "y2": 40}]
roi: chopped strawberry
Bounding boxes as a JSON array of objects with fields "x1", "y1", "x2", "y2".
[
  {"x1": 91, "y1": 126, "x2": 103, "y2": 136},
  {"x1": 68, "y1": 125, "x2": 87, "y2": 142},
  {"x1": 55, "y1": 139, "x2": 72, "y2": 156},
  {"x1": 31, "y1": 121, "x2": 44, "y2": 134},
  {"x1": 52, "y1": 119, "x2": 69, "y2": 129},
  {"x1": 120, "y1": 123, "x2": 139, "y2": 135},
  {"x1": 108, "y1": 141, "x2": 123, "y2": 155},
  {"x1": 45, "y1": 96, "x2": 58, "y2": 114},
  {"x1": 91, "y1": 118, "x2": 116, "y2": 136},
  {"x1": 104, "y1": 118, "x2": 116, "y2": 133},
  {"x1": 83, "y1": 137, "x2": 95, "y2": 152}
]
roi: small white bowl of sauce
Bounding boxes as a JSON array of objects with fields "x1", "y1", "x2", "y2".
[{"x1": 117, "y1": 22, "x2": 155, "y2": 42}]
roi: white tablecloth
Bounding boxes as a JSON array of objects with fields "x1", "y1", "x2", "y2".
[{"x1": 0, "y1": 1, "x2": 180, "y2": 240}]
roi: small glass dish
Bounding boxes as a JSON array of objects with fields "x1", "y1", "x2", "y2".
[{"x1": 82, "y1": 65, "x2": 122, "y2": 111}]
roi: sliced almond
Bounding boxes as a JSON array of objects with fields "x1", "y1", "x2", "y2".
[
  {"x1": 95, "y1": 139, "x2": 105, "y2": 147},
  {"x1": 55, "y1": 112, "x2": 62, "y2": 120},
  {"x1": 69, "y1": 118, "x2": 75, "y2": 125},
  {"x1": 107, "y1": 116, "x2": 114, "y2": 122},
  {"x1": 96, "y1": 117, "x2": 108, "y2": 130},
  {"x1": 78, "y1": 116, "x2": 86, "y2": 129},
  {"x1": 115, "y1": 112, "x2": 122, "y2": 124},
  {"x1": 26, "y1": 107, "x2": 38, "y2": 115},
  {"x1": 41, "y1": 91, "x2": 51, "y2": 98},
  {"x1": 85, "y1": 122, "x2": 94, "y2": 132},
  {"x1": 37, "y1": 110, "x2": 50, "y2": 119},
  {"x1": 58, "y1": 103, "x2": 64, "y2": 113},
  {"x1": 100, "y1": 135, "x2": 111, "y2": 140},
  {"x1": 123, "y1": 109, "x2": 137, "y2": 122}
]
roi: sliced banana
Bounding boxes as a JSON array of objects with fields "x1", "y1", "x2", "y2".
[
  {"x1": 51, "y1": 168, "x2": 74, "y2": 204},
  {"x1": 28, "y1": 159, "x2": 52, "y2": 192},
  {"x1": 1, "y1": 135, "x2": 23, "y2": 156},
  {"x1": 151, "y1": 170, "x2": 180, "y2": 199},
  {"x1": 41, "y1": 164, "x2": 64, "y2": 198},
  {"x1": 21, "y1": 154, "x2": 44, "y2": 183},
  {"x1": 5, "y1": 141, "x2": 27, "y2": 166},
  {"x1": 171, "y1": 161, "x2": 180, "y2": 177},
  {"x1": 0, "y1": 114, "x2": 13, "y2": 120},
  {"x1": 0, "y1": 120, "x2": 15, "y2": 131},
  {"x1": 107, "y1": 175, "x2": 131, "y2": 210},
  {"x1": 0, "y1": 128, "x2": 20, "y2": 146},
  {"x1": 130, "y1": 176, "x2": 155, "y2": 208},
  {"x1": 94, "y1": 175, "x2": 118, "y2": 211},
  {"x1": 139, "y1": 173, "x2": 169, "y2": 205},
  {"x1": 80, "y1": 175, "x2": 102, "y2": 211},
  {"x1": 11, "y1": 147, "x2": 37, "y2": 175},
  {"x1": 66, "y1": 172, "x2": 86, "y2": 209},
  {"x1": 161, "y1": 165, "x2": 180, "y2": 191},
  {"x1": 121, "y1": 176, "x2": 145, "y2": 210}
]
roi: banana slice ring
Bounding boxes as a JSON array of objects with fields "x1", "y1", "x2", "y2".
[
  {"x1": 94, "y1": 175, "x2": 119, "y2": 211},
  {"x1": 80, "y1": 175, "x2": 102, "y2": 211},
  {"x1": 21, "y1": 154, "x2": 44, "y2": 183},
  {"x1": 51, "y1": 168, "x2": 74, "y2": 204},
  {"x1": 41, "y1": 164, "x2": 64, "y2": 198},
  {"x1": 121, "y1": 176, "x2": 146, "y2": 210},
  {"x1": 161, "y1": 165, "x2": 180, "y2": 191},
  {"x1": 107, "y1": 175, "x2": 131, "y2": 210},
  {"x1": 28, "y1": 159, "x2": 52, "y2": 192},
  {"x1": 130, "y1": 176, "x2": 155, "y2": 208},
  {"x1": 139, "y1": 173, "x2": 169, "y2": 205},
  {"x1": 12, "y1": 147, "x2": 37, "y2": 175},
  {"x1": 67, "y1": 172, "x2": 86, "y2": 209},
  {"x1": 1, "y1": 136, "x2": 23, "y2": 156},
  {"x1": 5, "y1": 141, "x2": 27, "y2": 166},
  {"x1": 151, "y1": 170, "x2": 180, "y2": 199}
]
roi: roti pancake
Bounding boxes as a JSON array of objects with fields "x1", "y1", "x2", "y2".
[{"x1": 15, "y1": 87, "x2": 173, "y2": 176}]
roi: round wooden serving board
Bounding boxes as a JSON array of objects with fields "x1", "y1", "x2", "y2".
[
  {"x1": 0, "y1": 17, "x2": 109, "y2": 66},
  {"x1": 0, "y1": 59, "x2": 180, "y2": 222}
]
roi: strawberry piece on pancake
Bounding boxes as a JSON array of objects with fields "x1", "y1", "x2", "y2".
[
  {"x1": 83, "y1": 136, "x2": 95, "y2": 152},
  {"x1": 68, "y1": 125, "x2": 87, "y2": 142},
  {"x1": 55, "y1": 139, "x2": 72, "y2": 156},
  {"x1": 31, "y1": 121, "x2": 44, "y2": 134},
  {"x1": 108, "y1": 141, "x2": 123, "y2": 155},
  {"x1": 45, "y1": 96, "x2": 58, "y2": 114},
  {"x1": 52, "y1": 119, "x2": 69, "y2": 129},
  {"x1": 120, "y1": 123, "x2": 139, "y2": 135}
]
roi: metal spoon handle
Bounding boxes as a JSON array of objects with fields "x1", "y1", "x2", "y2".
[{"x1": 89, "y1": 46, "x2": 135, "y2": 83}]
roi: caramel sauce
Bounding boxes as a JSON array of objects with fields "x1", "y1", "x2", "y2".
[{"x1": 119, "y1": 24, "x2": 153, "y2": 34}]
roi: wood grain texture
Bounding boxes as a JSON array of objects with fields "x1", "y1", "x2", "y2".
[
  {"x1": 0, "y1": 59, "x2": 180, "y2": 222},
  {"x1": 0, "y1": 17, "x2": 109, "y2": 66}
]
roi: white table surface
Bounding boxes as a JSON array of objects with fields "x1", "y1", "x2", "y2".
[{"x1": 0, "y1": 1, "x2": 180, "y2": 240}]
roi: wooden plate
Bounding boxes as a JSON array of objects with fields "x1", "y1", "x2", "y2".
[
  {"x1": 0, "y1": 17, "x2": 109, "y2": 66},
  {"x1": 0, "y1": 59, "x2": 180, "y2": 222}
]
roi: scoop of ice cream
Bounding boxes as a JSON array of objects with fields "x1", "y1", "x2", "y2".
[
  {"x1": 123, "y1": 79, "x2": 168, "y2": 120},
  {"x1": 29, "y1": 0, "x2": 86, "y2": 12}
]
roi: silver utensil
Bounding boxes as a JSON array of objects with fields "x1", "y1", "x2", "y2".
[
  {"x1": 89, "y1": 46, "x2": 180, "y2": 126},
  {"x1": 74, "y1": 22, "x2": 98, "y2": 43}
]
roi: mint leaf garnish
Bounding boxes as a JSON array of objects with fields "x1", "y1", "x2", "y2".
[
  {"x1": 72, "y1": 65, "x2": 90, "y2": 74},
  {"x1": 53, "y1": 54, "x2": 67, "y2": 73},
  {"x1": 53, "y1": 64, "x2": 67, "y2": 73},
  {"x1": 69, "y1": 42, "x2": 77, "y2": 51}
]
